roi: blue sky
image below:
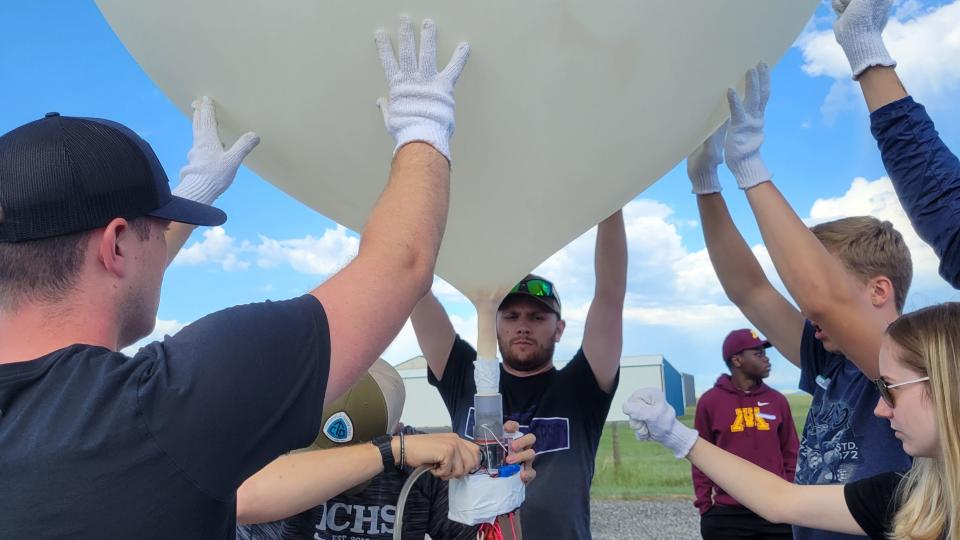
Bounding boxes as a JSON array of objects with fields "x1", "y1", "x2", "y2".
[{"x1": 2, "y1": 1, "x2": 959, "y2": 395}]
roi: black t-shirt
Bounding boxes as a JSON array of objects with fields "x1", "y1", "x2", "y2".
[
  {"x1": 843, "y1": 472, "x2": 903, "y2": 540},
  {"x1": 0, "y1": 295, "x2": 330, "y2": 539},
  {"x1": 236, "y1": 427, "x2": 477, "y2": 540},
  {"x1": 428, "y1": 336, "x2": 618, "y2": 540}
]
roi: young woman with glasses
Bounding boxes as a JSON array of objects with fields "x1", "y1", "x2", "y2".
[{"x1": 623, "y1": 302, "x2": 960, "y2": 540}]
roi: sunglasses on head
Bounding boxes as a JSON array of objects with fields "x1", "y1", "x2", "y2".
[
  {"x1": 875, "y1": 375, "x2": 930, "y2": 408},
  {"x1": 510, "y1": 278, "x2": 555, "y2": 298}
]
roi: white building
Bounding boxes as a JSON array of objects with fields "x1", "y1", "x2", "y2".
[{"x1": 394, "y1": 355, "x2": 690, "y2": 429}]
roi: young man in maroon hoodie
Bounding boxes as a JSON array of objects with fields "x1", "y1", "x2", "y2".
[{"x1": 692, "y1": 329, "x2": 799, "y2": 539}]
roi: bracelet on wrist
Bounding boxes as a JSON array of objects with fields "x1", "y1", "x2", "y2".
[{"x1": 372, "y1": 434, "x2": 395, "y2": 470}]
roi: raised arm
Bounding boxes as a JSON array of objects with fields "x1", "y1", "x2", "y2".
[
  {"x1": 623, "y1": 389, "x2": 863, "y2": 535},
  {"x1": 165, "y1": 96, "x2": 260, "y2": 265},
  {"x1": 745, "y1": 183, "x2": 886, "y2": 379},
  {"x1": 312, "y1": 17, "x2": 470, "y2": 403},
  {"x1": 834, "y1": 0, "x2": 960, "y2": 289},
  {"x1": 581, "y1": 210, "x2": 626, "y2": 393},
  {"x1": 687, "y1": 123, "x2": 803, "y2": 366},
  {"x1": 411, "y1": 292, "x2": 457, "y2": 381},
  {"x1": 726, "y1": 65, "x2": 884, "y2": 379}
]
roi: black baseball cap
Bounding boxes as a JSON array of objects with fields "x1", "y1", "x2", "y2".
[
  {"x1": 500, "y1": 274, "x2": 561, "y2": 316},
  {"x1": 0, "y1": 112, "x2": 226, "y2": 243}
]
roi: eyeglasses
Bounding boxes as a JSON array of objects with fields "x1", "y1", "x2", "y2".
[
  {"x1": 875, "y1": 376, "x2": 930, "y2": 408},
  {"x1": 510, "y1": 278, "x2": 555, "y2": 299}
]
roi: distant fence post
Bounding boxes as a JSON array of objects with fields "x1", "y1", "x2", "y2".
[{"x1": 611, "y1": 421, "x2": 622, "y2": 474}]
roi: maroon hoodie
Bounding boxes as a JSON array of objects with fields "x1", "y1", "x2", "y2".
[{"x1": 692, "y1": 374, "x2": 799, "y2": 514}]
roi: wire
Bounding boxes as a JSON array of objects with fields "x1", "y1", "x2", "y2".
[
  {"x1": 479, "y1": 424, "x2": 510, "y2": 453},
  {"x1": 393, "y1": 465, "x2": 433, "y2": 540}
]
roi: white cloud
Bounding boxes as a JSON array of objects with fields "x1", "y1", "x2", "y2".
[
  {"x1": 622, "y1": 303, "x2": 746, "y2": 328},
  {"x1": 173, "y1": 227, "x2": 250, "y2": 271},
  {"x1": 255, "y1": 225, "x2": 359, "y2": 276},
  {"x1": 174, "y1": 225, "x2": 360, "y2": 277},
  {"x1": 797, "y1": 1, "x2": 960, "y2": 115},
  {"x1": 121, "y1": 318, "x2": 189, "y2": 355},
  {"x1": 805, "y1": 176, "x2": 943, "y2": 290}
]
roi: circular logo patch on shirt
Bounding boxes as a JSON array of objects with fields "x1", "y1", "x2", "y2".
[{"x1": 323, "y1": 411, "x2": 354, "y2": 443}]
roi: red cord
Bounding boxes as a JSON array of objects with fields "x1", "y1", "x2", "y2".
[{"x1": 477, "y1": 520, "x2": 505, "y2": 540}]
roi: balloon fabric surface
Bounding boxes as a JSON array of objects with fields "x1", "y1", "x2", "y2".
[{"x1": 96, "y1": 1, "x2": 817, "y2": 302}]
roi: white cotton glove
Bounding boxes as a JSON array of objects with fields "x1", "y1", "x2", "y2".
[
  {"x1": 832, "y1": 0, "x2": 896, "y2": 79},
  {"x1": 375, "y1": 16, "x2": 470, "y2": 163},
  {"x1": 172, "y1": 96, "x2": 260, "y2": 206},
  {"x1": 686, "y1": 121, "x2": 728, "y2": 195},
  {"x1": 622, "y1": 388, "x2": 698, "y2": 459},
  {"x1": 724, "y1": 64, "x2": 773, "y2": 191}
]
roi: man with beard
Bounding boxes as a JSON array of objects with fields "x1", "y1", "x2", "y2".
[{"x1": 410, "y1": 210, "x2": 627, "y2": 540}]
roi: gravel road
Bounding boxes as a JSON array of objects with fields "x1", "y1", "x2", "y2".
[{"x1": 590, "y1": 499, "x2": 701, "y2": 539}]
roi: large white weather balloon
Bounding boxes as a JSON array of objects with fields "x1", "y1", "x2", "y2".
[{"x1": 96, "y1": 2, "x2": 816, "y2": 305}]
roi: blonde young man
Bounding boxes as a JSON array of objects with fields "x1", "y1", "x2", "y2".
[{"x1": 686, "y1": 64, "x2": 912, "y2": 540}]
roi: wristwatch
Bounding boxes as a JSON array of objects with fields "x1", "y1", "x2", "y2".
[{"x1": 372, "y1": 434, "x2": 395, "y2": 469}]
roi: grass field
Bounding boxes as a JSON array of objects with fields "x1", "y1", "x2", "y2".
[{"x1": 590, "y1": 393, "x2": 813, "y2": 500}]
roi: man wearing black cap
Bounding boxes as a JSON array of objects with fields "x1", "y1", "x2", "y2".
[
  {"x1": 410, "y1": 210, "x2": 627, "y2": 540},
  {"x1": 0, "y1": 17, "x2": 475, "y2": 538}
]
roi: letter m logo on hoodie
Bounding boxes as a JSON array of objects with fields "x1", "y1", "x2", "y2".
[{"x1": 730, "y1": 407, "x2": 771, "y2": 432}]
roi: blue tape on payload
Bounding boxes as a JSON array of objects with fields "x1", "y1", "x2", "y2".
[{"x1": 498, "y1": 464, "x2": 521, "y2": 478}]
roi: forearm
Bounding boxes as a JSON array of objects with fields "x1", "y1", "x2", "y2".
[
  {"x1": 355, "y1": 142, "x2": 449, "y2": 296},
  {"x1": 744, "y1": 183, "x2": 856, "y2": 315},
  {"x1": 237, "y1": 443, "x2": 385, "y2": 525},
  {"x1": 871, "y1": 95, "x2": 960, "y2": 288},
  {"x1": 697, "y1": 193, "x2": 772, "y2": 304},
  {"x1": 857, "y1": 66, "x2": 908, "y2": 113},
  {"x1": 687, "y1": 438, "x2": 840, "y2": 528},
  {"x1": 164, "y1": 222, "x2": 197, "y2": 266},
  {"x1": 411, "y1": 292, "x2": 456, "y2": 380},
  {"x1": 581, "y1": 210, "x2": 626, "y2": 392},
  {"x1": 594, "y1": 210, "x2": 627, "y2": 302}
]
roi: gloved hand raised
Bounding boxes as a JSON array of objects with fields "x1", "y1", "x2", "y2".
[
  {"x1": 724, "y1": 63, "x2": 772, "y2": 191},
  {"x1": 686, "y1": 121, "x2": 728, "y2": 195},
  {"x1": 832, "y1": 0, "x2": 896, "y2": 79},
  {"x1": 622, "y1": 388, "x2": 699, "y2": 459},
  {"x1": 173, "y1": 96, "x2": 260, "y2": 206},
  {"x1": 375, "y1": 16, "x2": 470, "y2": 163}
]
